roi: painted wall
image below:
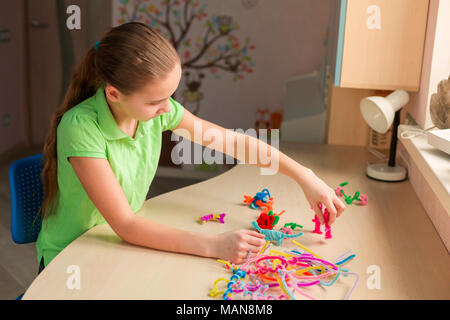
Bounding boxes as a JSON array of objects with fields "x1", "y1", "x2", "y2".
[
  {"x1": 112, "y1": 0, "x2": 332, "y2": 130},
  {"x1": 0, "y1": 0, "x2": 333, "y2": 154}
]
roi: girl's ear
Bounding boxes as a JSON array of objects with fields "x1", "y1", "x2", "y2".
[{"x1": 105, "y1": 85, "x2": 121, "y2": 103}]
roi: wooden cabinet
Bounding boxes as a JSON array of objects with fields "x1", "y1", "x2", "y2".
[{"x1": 329, "y1": 0, "x2": 429, "y2": 91}]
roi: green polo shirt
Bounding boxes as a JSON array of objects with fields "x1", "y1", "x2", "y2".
[{"x1": 36, "y1": 85, "x2": 184, "y2": 267}]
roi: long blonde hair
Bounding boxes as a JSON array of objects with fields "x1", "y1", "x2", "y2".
[{"x1": 39, "y1": 22, "x2": 180, "y2": 220}]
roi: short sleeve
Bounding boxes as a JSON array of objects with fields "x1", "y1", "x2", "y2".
[
  {"x1": 160, "y1": 97, "x2": 185, "y2": 132},
  {"x1": 58, "y1": 113, "x2": 107, "y2": 160}
]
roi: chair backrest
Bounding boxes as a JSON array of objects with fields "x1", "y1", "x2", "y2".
[{"x1": 9, "y1": 154, "x2": 44, "y2": 244}]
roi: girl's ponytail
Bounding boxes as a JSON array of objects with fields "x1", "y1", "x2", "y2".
[{"x1": 39, "y1": 46, "x2": 100, "y2": 221}]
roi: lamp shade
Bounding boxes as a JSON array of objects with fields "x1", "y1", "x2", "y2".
[{"x1": 360, "y1": 90, "x2": 409, "y2": 134}]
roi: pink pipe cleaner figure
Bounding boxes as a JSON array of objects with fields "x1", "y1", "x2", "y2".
[
  {"x1": 312, "y1": 215, "x2": 322, "y2": 234},
  {"x1": 323, "y1": 208, "x2": 332, "y2": 239},
  {"x1": 311, "y1": 203, "x2": 332, "y2": 239}
]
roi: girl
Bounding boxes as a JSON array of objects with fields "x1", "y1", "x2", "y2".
[{"x1": 37, "y1": 22, "x2": 346, "y2": 273}]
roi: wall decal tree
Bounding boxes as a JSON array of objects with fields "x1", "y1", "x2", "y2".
[{"x1": 116, "y1": 0, "x2": 256, "y2": 115}]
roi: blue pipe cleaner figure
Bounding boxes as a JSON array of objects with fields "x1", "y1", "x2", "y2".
[
  {"x1": 247, "y1": 189, "x2": 271, "y2": 209},
  {"x1": 251, "y1": 221, "x2": 303, "y2": 246}
]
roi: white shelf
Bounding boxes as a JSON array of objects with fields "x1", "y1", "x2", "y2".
[{"x1": 398, "y1": 124, "x2": 450, "y2": 213}]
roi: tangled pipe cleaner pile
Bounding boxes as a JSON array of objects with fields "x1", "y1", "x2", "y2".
[{"x1": 209, "y1": 240, "x2": 358, "y2": 300}]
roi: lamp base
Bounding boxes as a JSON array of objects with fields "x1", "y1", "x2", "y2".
[{"x1": 366, "y1": 162, "x2": 408, "y2": 182}]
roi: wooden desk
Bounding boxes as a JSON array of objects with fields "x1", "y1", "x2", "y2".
[{"x1": 23, "y1": 142, "x2": 450, "y2": 299}]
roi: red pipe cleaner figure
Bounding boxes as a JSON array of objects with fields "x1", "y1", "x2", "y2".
[{"x1": 311, "y1": 203, "x2": 332, "y2": 239}]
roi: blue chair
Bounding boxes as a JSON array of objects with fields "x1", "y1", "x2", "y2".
[{"x1": 8, "y1": 154, "x2": 44, "y2": 300}]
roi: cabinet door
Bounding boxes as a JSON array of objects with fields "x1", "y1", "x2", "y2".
[
  {"x1": 27, "y1": 0, "x2": 62, "y2": 145},
  {"x1": 337, "y1": 0, "x2": 429, "y2": 91}
]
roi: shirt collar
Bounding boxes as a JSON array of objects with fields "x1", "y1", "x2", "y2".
[{"x1": 94, "y1": 85, "x2": 151, "y2": 141}]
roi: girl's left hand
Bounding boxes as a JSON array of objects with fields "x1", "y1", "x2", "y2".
[{"x1": 297, "y1": 169, "x2": 346, "y2": 225}]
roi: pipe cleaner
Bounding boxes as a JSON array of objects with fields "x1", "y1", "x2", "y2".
[
  {"x1": 243, "y1": 188, "x2": 273, "y2": 210},
  {"x1": 336, "y1": 182, "x2": 368, "y2": 206},
  {"x1": 256, "y1": 209, "x2": 284, "y2": 230},
  {"x1": 222, "y1": 267, "x2": 247, "y2": 300},
  {"x1": 312, "y1": 203, "x2": 332, "y2": 239},
  {"x1": 283, "y1": 222, "x2": 303, "y2": 230},
  {"x1": 198, "y1": 213, "x2": 226, "y2": 224},
  {"x1": 209, "y1": 278, "x2": 229, "y2": 297},
  {"x1": 211, "y1": 240, "x2": 358, "y2": 300},
  {"x1": 251, "y1": 221, "x2": 303, "y2": 246}
]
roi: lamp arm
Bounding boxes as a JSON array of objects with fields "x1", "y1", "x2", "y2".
[{"x1": 388, "y1": 110, "x2": 401, "y2": 167}]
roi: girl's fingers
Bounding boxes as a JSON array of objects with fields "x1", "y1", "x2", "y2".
[
  {"x1": 235, "y1": 246, "x2": 261, "y2": 264},
  {"x1": 324, "y1": 198, "x2": 337, "y2": 225},
  {"x1": 238, "y1": 250, "x2": 249, "y2": 259},
  {"x1": 244, "y1": 233, "x2": 266, "y2": 247},
  {"x1": 236, "y1": 244, "x2": 261, "y2": 259},
  {"x1": 237, "y1": 247, "x2": 258, "y2": 263},
  {"x1": 248, "y1": 251, "x2": 260, "y2": 260},
  {"x1": 232, "y1": 256, "x2": 246, "y2": 265},
  {"x1": 243, "y1": 229, "x2": 265, "y2": 239},
  {"x1": 247, "y1": 244, "x2": 263, "y2": 253},
  {"x1": 334, "y1": 197, "x2": 346, "y2": 218}
]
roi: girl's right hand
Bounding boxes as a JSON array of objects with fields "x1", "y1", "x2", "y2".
[{"x1": 212, "y1": 229, "x2": 266, "y2": 265}]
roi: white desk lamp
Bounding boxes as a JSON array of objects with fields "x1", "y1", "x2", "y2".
[{"x1": 360, "y1": 90, "x2": 409, "y2": 182}]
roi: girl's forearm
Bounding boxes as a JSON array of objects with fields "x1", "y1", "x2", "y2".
[
  {"x1": 117, "y1": 215, "x2": 215, "y2": 258},
  {"x1": 273, "y1": 146, "x2": 314, "y2": 185},
  {"x1": 180, "y1": 119, "x2": 312, "y2": 184}
]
